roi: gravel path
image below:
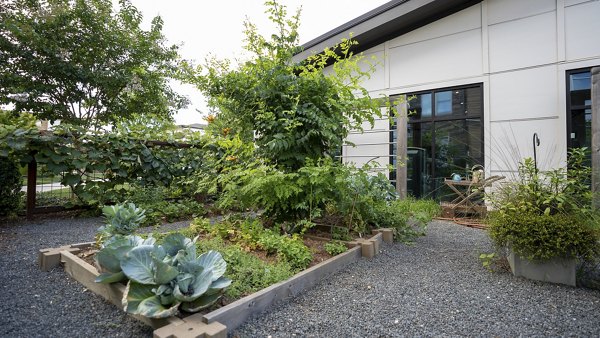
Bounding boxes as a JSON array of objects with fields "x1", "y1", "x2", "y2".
[
  {"x1": 1, "y1": 217, "x2": 598, "y2": 337},
  {"x1": 234, "y1": 220, "x2": 600, "y2": 337},
  {"x1": 0, "y1": 215, "x2": 191, "y2": 338}
]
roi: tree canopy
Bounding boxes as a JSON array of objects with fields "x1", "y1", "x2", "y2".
[
  {"x1": 0, "y1": 0, "x2": 188, "y2": 129},
  {"x1": 196, "y1": 0, "x2": 384, "y2": 171}
]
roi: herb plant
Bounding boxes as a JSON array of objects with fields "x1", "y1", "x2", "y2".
[{"x1": 324, "y1": 241, "x2": 348, "y2": 256}]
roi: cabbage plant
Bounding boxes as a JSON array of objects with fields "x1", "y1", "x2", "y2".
[
  {"x1": 95, "y1": 233, "x2": 231, "y2": 318},
  {"x1": 99, "y1": 203, "x2": 147, "y2": 237}
]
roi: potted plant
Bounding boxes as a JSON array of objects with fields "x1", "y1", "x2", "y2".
[{"x1": 486, "y1": 148, "x2": 600, "y2": 286}]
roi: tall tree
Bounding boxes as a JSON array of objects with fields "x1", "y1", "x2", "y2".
[
  {"x1": 0, "y1": 0, "x2": 188, "y2": 129},
  {"x1": 196, "y1": 0, "x2": 384, "y2": 171}
]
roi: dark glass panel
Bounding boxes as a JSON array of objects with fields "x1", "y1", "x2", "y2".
[
  {"x1": 435, "y1": 91, "x2": 452, "y2": 117},
  {"x1": 464, "y1": 87, "x2": 483, "y2": 116},
  {"x1": 570, "y1": 72, "x2": 592, "y2": 107},
  {"x1": 569, "y1": 108, "x2": 592, "y2": 150},
  {"x1": 434, "y1": 88, "x2": 481, "y2": 118},
  {"x1": 407, "y1": 93, "x2": 432, "y2": 120},
  {"x1": 406, "y1": 122, "x2": 433, "y2": 198},
  {"x1": 432, "y1": 119, "x2": 483, "y2": 201}
]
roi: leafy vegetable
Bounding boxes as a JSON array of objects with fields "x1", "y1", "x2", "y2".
[{"x1": 95, "y1": 233, "x2": 231, "y2": 318}]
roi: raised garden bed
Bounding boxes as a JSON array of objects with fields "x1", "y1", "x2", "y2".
[{"x1": 39, "y1": 229, "x2": 393, "y2": 337}]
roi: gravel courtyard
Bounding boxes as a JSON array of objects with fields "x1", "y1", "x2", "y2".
[{"x1": 1, "y1": 217, "x2": 598, "y2": 337}]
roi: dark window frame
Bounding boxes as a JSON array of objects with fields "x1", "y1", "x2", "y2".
[
  {"x1": 565, "y1": 67, "x2": 592, "y2": 150},
  {"x1": 389, "y1": 83, "x2": 484, "y2": 197}
]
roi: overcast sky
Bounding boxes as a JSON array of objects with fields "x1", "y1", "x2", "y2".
[{"x1": 129, "y1": 0, "x2": 389, "y2": 125}]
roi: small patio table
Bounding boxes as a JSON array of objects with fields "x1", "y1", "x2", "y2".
[{"x1": 444, "y1": 175, "x2": 505, "y2": 215}]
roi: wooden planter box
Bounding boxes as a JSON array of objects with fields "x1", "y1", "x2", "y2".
[
  {"x1": 39, "y1": 229, "x2": 393, "y2": 338},
  {"x1": 507, "y1": 249, "x2": 577, "y2": 287}
]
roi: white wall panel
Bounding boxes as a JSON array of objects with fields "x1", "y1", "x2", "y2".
[
  {"x1": 344, "y1": 142, "x2": 390, "y2": 169},
  {"x1": 488, "y1": 119, "x2": 565, "y2": 172},
  {"x1": 489, "y1": 66, "x2": 558, "y2": 122},
  {"x1": 487, "y1": 0, "x2": 556, "y2": 25},
  {"x1": 488, "y1": 11, "x2": 557, "y2": 72},
  {"x1": 358, "y1": 51, "x2": 386, "y2": 91},
  {"x1": 346, "y1": 130, "x2": 388, "y2": 145},
  {"x1": 355, "y1": 118, "x2": 389, "y2": 131},
  {"x1": 388, "y1": 29, "x2": 482, "y2": 88},
  {"x1": 565, "y1": 1, "x2": 600, "y2": 60},
  {"x1": 388, "y1": 4, "x2": 481, "y2": 48},
  {"x1": 565, "y1": 0, "x2": 595, "y2": 7}
]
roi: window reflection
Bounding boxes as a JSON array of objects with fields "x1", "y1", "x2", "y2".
[{"x1": 390, "y1": 84, "x2": 484, "y2": 200}]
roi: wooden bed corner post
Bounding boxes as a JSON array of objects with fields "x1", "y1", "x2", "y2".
[
  {"x1": 396, "y1": 95, "x2": 408, "y2": 199},
  {"x1": 26, "y1": 158, "x2": 37, "y2": 219},
  {"x1": 592, "y1": 67, "x2": 600, "y2": 210}
]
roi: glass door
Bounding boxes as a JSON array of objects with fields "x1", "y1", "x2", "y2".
[{"x1": 566, "y1": 69, "x2": 592, "y2": 165}]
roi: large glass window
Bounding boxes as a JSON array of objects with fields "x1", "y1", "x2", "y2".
[
  {"x1": 390, "y1": 84, "x2": 484, "y2": 200},
  {"x1": 566, "y1": 69, "x2": 592, "y2": 154}
]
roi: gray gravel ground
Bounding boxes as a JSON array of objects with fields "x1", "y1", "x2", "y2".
[
  {"x1": 233, "y1": 220, "x2": 600, "y2": 338},
  {"x1": 1, "y1": 217, "x2": 599, "y2": 338},
  {"x1": 0, "y1": 215, "x2": 191, "y2": 338}
]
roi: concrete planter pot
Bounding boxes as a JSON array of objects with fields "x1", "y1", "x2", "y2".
[{"x1": 507, "y1": 249, "x2": 577, "y2": 287}]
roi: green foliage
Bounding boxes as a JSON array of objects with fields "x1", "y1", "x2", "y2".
[
  {"x1": 0, "y1": 121, "x2": 205, "y2": 207},
  {"x1": 488, "y1": 211, "x2": 600, "y2": 261},
  {"x1": 216, "y1": 158, "x2": 341, "y2": 222},
  {"x1": 256, "y1": 230, "x2": 312, "y2": 270},
  {"x1": 324, "y1": 241, "x2": 347, "y2": 256},
  {"x1": 192, "y1": 217, "x2": 313, "y2": 271},
  {"x1": 0, "y1": 158, "x2": 23, "y2": 216},
  {"x1": 0, "y1": 110, "x2": 38, "y2": 159},
  {"x1": 489, "y1": 150, "x2": 592, "y2": 216},
  {"x1": 185, "y1": 134, "x2": 256, "y2": 200},
  {"x1": 194, "y1": 236, "x2": 293, "y2": 300},
  {"x1": 479, "y1": 252, "x2": 496, "y2": 271},
  {"x1": 195, "y1": 0, "x2": 385, "y2": 170},
  {"x1": 94, "y1": 234, "x2": 155, "y2": 284},
  {"x1": 96, "y1": 233, "x2": 231, "y2": 318},
  {"x1": 120, "y1": 185, "x2": 205, "y2": 225},
  {"x1": 0, "y1": 0, "x2": 188, "y2": 128},
  {"x1": 379, "y1": 198, "x2": 440, "y2": 239},
  {"x1": 487, "y1": 149, "x2": 600, "y2": 261},
  {"x1": 100, "y1": 203, "x2": 146, "y2": 234}
]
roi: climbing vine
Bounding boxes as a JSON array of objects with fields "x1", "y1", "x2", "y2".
[{"x1": 0, "y1": 111, "x2": 206, "y2": 206}]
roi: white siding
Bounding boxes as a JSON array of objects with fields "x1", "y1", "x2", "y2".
[
  {"x1": 388, "y1": 4, "x2": 482, "y2": 48},
  {"x1": 488, "y1": 11, "x2": 557, "y2": 72},
  {"x1": 388, "y1": 29, "x2": 483, "y2": 88},
  {"x1": 338, "y1": 0, "x2": 600, "y2": 179},
  {"x1": 489, "y1": 118, "x2": 565, "y2": 172},
  {"x1": 565, "y1": 1, "x2": 600, "y2": 60},
  {"x1": 489, "y1": 66, "x2": 559, "y2": 122},
  {"x1": 487, "y1": 0, "x2": 556, "y2": 25}
]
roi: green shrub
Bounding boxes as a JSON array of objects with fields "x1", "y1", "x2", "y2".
[
  {"x1": 487, "y1": 149, "x2": 600, "y2": 262},
  {"x1": 369, "y1": 198, "x2": 439, "y2": 242},
  {"x1": 489, "y1": 150, "x2": 593, "y2": 216},
  {"x1": 488, "y1": 211, "x2": 600, "y2": 261},
  {"x1": 324, "y1": 241, "x2": 347, "y2": 256},
  {"x1": 0, "y1": 159, "x2": 23, "y2": 216}
]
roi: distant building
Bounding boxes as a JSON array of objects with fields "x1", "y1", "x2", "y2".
[{"x1": 297, "y1": 0, "x2": 599, "y2": 200}]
